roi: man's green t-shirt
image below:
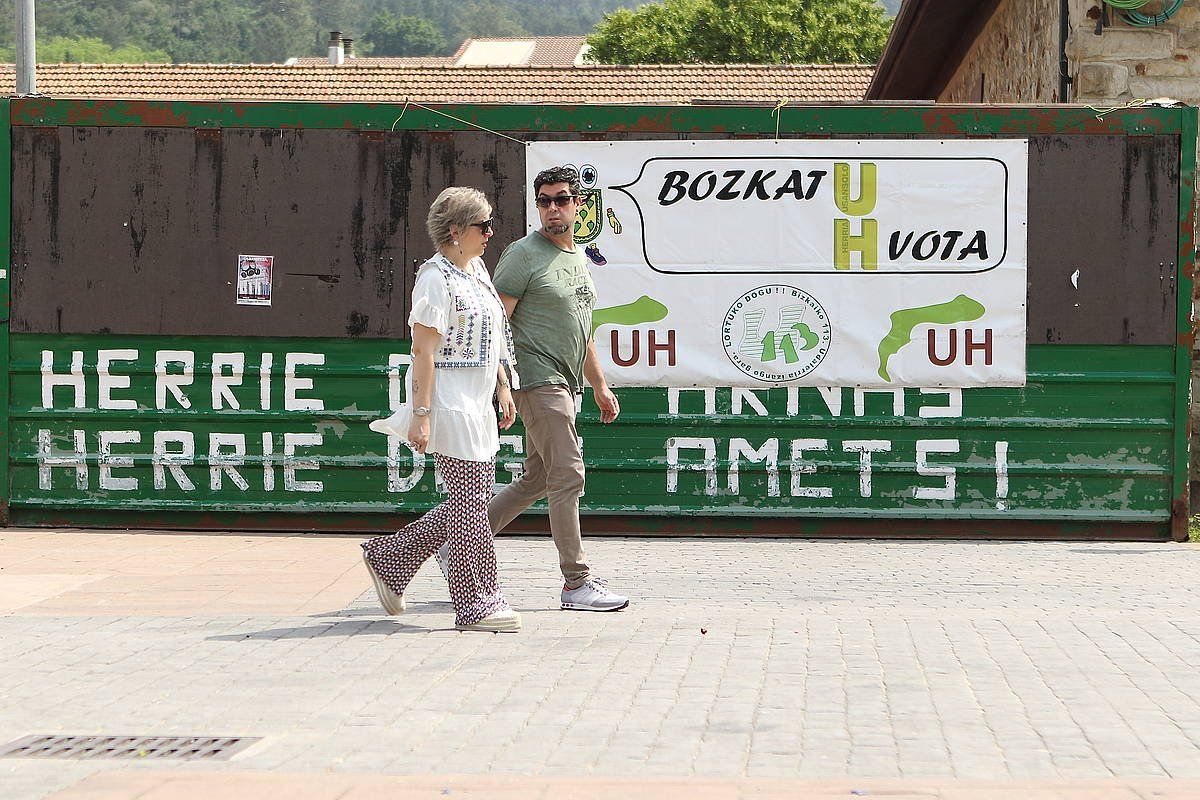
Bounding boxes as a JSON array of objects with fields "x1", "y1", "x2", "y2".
[{"x1": 492, "y1": 231, "x2": 596, "y2": 393}]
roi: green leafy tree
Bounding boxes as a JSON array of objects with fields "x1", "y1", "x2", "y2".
[
  {"x1": 586, "y1": 0, "x2": 892, "y2": 64},
  {"x1": 243, "y1": 1, "x2": 320, "y2": 63},
  {"x1": 33, "y1": 35, "x2": 171, "y2": 63},
  {"x1": 580, "y1": 0, "x2": 705, "y2": 63},
  {"x1": 0, "y1": 0, "x2": 657, "y2": 64},
  {"x1": 370, "y1": 1, "x2": 524, "y2": 48},
  {"x1": 363, "y1": 11, "x2": 445, "y2": 56}
]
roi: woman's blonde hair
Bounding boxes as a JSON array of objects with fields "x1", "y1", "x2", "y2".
[{"x1": 426, "y1": 187, "x2": 491, "y2": 248}]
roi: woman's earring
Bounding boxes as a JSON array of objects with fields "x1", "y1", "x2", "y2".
[{"x1": 451, "y1": 239, "x2": 459, "y2": 246}]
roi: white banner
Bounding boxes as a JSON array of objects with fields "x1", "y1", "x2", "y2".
[{"x1": 526, "y1": 139, "x2": 1027, "y2": 388}]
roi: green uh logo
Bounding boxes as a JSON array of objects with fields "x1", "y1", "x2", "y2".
[
  {"x1": 833, "y1": 162, "x2": 877, "y2": 270},
  {"x1": 740, "y1": 306, "x2": 820, "y2": 365}
]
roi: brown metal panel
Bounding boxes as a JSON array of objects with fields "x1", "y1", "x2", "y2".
[
  {"x1": 1027, "y1": 134, "x2": 1178, "y2": 345},
  {"x1": 392, "y1": 129, "x2": 440, "y2": 327},
  {"x1": 483, "y1": 137, "x2": 533, "y2": 265},
  {"x1": 380, "y1": 130, "x2": 544, "y2": 320},
  {"x1": 11, "y1": 127, "x2": 1179, "y2": 345},
  {"x1": 399, "y1": 131, "x2": 457, "y2": 287},
  {"x1": 13, "y1": 127, "x2": 417, "y2": 338}
]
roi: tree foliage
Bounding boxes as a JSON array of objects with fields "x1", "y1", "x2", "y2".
[
  {"x1": 586, "y1": 0, "x2": 893, "y2": 65},
  {"x1": 1, "y1": 0, "x2": 652, "y2": 64},
  {"x1": 364, "y1": 12, "x2": 445, "y2": 57},
  {"x1": 22, "y1": 35, "x2": 171, "y2": 63}
]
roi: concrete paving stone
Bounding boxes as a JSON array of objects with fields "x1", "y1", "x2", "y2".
[
  {"x1": 744, "y1": 760, "x2": 804, "y2": 778},
  {"x1": 1003, "y1": 762, "x2": 1061, "y2": 779},
  {"x1": 846, "y1": 758, "x2": 902, "y2": 778},
  {"x1": 1146, "y1": 752, "x2": 1200, "y2": 779},
  {"x1": 899, "y1": 761, "x2": 958, "y2": 778},
  {"x1": 1095, "y1": 760, "x2": 1170, "y2": 779}
]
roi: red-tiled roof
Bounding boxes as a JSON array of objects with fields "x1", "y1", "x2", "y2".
[
  {"x1": 532, "y1": 36, "x2": 587, "y2": 65},
  {"x1": 290, "y1": 55, "x2": 454, "y2": 66},
  {"x1": 463, "y1": 35, "x2": 586, "y2": 65},
  {"x1": 450, "y1": 35, "x2": 586, "y2": 63},
  {"x1": 294, "y1": 36, "x2": 588, "y2": 67},
  {"x1": 0, "y1": 63, "x2": 874, "y2": 103}
]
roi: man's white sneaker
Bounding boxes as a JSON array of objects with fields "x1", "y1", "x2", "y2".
[
  {"x1": 457, "y1": 608, "x2": 522, "y2": 633},
  {"x1": 434, "y1": 542, "x2": 450, "y2": 581},
  {"x1": 561, "y1": 578, "x2": 629, "y2": 611},
  {"x1": 361, "y1": 547, "x2": 405, "y2": 615}
]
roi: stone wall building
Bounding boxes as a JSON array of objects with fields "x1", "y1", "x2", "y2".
[{"x1": 869, "y1": 0, "x2": 1200, "y2": 106}]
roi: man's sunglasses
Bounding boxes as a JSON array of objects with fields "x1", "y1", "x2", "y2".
[
  {"x1": 468, "y1": 219, "x2": 493, "y2": 233},
  {"x1": 534, "y1": 195, "x2": 578, "y2": 209}
]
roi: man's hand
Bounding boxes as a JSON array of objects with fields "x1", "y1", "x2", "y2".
[
  {"x1": 594, "y1": 385, "x2": 620, "y2": 424},
  {"x1": 583, "y1": 341, "x2": 618, "y2": 423}
]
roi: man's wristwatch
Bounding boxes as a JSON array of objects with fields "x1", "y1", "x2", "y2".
[{"x1": 413, "y1": 406, "x2": 431, "y2": 417}]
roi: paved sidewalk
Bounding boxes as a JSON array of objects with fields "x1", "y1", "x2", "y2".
[
  {"x1": 1, "y1": 529, "x2": 1199, "y2": 800},
  {"x1": 38, "y1": 772, "x2": 1200, "y2": 799}
]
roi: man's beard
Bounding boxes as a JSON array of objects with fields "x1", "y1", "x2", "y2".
[{"x1": 545, "y1": 223, "x2": 570, "y2": 236}]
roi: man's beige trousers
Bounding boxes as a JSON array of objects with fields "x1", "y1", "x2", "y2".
[{"x1": 488, "y1": 384, "x2": 590, "y2": 588}]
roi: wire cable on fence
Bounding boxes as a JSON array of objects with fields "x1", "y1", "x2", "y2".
[{"x1": 390, "y1": 99, "x2": 529, "y2": 146}]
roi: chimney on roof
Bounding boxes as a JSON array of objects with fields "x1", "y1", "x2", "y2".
[
  {"x1": 328, "y1": 31, "x2": 344, "y2": 66},
  {"x1": 343, "y1": 38, "x2": 355, "y2": 59}
]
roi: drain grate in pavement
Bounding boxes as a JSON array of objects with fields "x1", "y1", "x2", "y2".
[{"x1": 0, "y1": 734, "x2": 259, "y2": 761}]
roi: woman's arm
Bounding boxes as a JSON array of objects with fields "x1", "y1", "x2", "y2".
[
  {"x1": 407, "y1": 323, "x2": 441, "y2": 453},
  {"x1": 496, "y1": 362, "x2": 516, "y2": 430},
  {"x1": 499, "y1": 292, "x2": 519, "y2": 318}
]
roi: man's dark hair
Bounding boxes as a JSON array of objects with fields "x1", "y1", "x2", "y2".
[{"x1": 534, "y1": 165, "x2": 581, "y2": 197}]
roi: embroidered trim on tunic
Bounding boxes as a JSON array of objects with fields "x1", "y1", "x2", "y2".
[{"x1": 423, "y1": 254, "x2": 519, "y2": 382}]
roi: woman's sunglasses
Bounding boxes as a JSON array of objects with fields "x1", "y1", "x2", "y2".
[
  {"x1": 468, "y1": 219, "x2": 493, "y2": 233},
  {"x1": 534, "y1": 195, "x2": 578, "y2": 209}
]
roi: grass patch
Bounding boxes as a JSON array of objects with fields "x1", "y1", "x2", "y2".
[{"x1": 1191, "y1": 514, "x2": 1200, "y2": 542}]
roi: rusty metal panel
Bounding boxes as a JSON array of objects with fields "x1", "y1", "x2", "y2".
[
  {"x1": 395, "y1": 131, "x2": 523, "y2": 280},
  {"x1": 9, "y1": 128, "x2": 588, "y2": 337},
  {"x1": 12, "y1": 127, "x2": 426, "y2": 338},
  {"x1": 13, "y1": 127, "x2": 1180, "y2": 346},
  {"x1": 1026, "y1": 135, "x2": 1178, "y2": 345}
]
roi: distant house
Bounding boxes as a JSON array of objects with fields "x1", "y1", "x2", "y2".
[{"x1": 288, "y1": 35, "x2": 590, "y2": 67}]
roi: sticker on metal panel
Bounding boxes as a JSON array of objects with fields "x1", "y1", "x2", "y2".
[{"x1": 237, "y1": 255, "x2": 273, "y2": 306}]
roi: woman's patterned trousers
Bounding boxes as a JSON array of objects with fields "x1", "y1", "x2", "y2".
[{"x1": 361, "y1": 454, "x2": 509, "y2": 626}]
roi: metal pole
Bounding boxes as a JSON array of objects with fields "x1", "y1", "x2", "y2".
[
  {"x1": 16, "y1": 0, "x2": 36, "y2": 95},
  {"x1": 1058, "y1": 0, "x2": 1072, "y2": 103}
]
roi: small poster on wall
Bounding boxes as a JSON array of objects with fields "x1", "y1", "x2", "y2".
[{"x1": 237, "y1": 254, "x2": 273, "y2": 306}]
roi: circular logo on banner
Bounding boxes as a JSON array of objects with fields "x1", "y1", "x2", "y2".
[{"x1": 722, "y1": 285, "x2": 832, "y2": 382}]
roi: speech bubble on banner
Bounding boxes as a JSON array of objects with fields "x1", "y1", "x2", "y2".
[{"x1": 609, "y1": 156, "x2": 1012, "y2": 275}]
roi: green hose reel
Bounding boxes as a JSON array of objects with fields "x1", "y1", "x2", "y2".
[{"x1": 1100, "y1": 0, "x2": 1184, "y2": 27}]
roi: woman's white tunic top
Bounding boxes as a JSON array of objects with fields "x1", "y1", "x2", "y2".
[{"x1": 405, "y1": 256, "x2": 506, "y2": 462}]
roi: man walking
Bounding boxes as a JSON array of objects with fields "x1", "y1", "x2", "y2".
[{"x1": 488, "y1": 165, "x2": 629, "y2": 612}]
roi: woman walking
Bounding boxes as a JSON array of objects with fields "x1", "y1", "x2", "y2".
[{"x1": 362, "y1": 187, "x2": 521, "y2": 632}]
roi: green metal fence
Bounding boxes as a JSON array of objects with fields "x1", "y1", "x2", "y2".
[{"x1": 4, "y1": 99, "x2": 1194, "y2": 539}]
